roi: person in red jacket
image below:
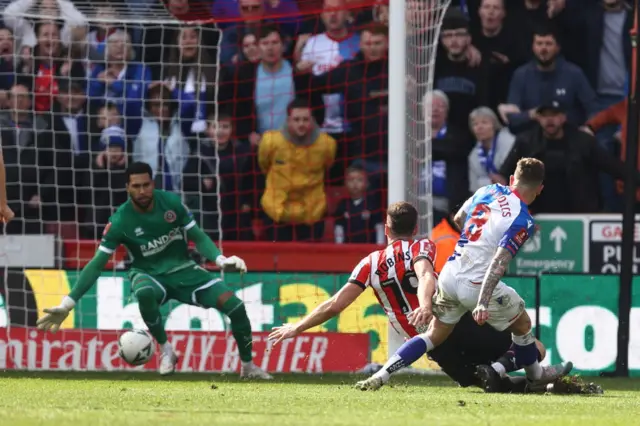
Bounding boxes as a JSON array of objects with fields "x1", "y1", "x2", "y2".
[{"x1": 583, "y1": 99, "x2": 640, "y2": 203}]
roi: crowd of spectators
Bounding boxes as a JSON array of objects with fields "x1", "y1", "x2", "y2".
[{"x1": 0, "y1": 0, "x2": 637, "y2": 245}]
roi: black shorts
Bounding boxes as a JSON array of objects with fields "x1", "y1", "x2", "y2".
[{"x1": 428, "y1": 312, "x2": 512, "y2": 387}]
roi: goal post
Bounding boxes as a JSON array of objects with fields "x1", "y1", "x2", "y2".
[
  {"x1": 0, "y1": 0, "x2": 450, "y2": 373},
  {"x1": 386, "y1": 0, "x2": 451, "y2": 361}
]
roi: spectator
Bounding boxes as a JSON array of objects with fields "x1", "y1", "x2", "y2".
[
  {"x1": 302, "y1": 22, "x2": 388, "y2": 179},
  {"x1": 581, "y1": 0, "x2": 632, "y2": 112},
  {"x1": 258, "y1": 99, "x2": 336, "y2": 241},
  {"x1": 238, "y1": 32, "x2": 262, "y2": 64},
  {"x1": 218, "y1": 23, "x2": 312, "y2": 141},
  {"x1": 219, "y1": 0, "x2": 298, "y2": 65},
  {"x1": 434, "y1": 9, "x2": 489, "y2": 132},
  {"x1": 202, "y1": 111, "x2": 253, "y2": 241},
  {"x1": 334, "y1": 164, "x2": 384, "y2": 244},
  {"x1": 88, "y1": 30, "x2": 151, "y2": 138},
  {"x1": 3, "y1": 0, "x2": 87, "y2": 53},
  {"x1": 293, "y1": 0, "x2": 361, "y2": 62},
  {"x1": 509, "y1": 0, "x2": 582, "y2": 63},
  {"x1": 0, "y1": 84, "x2": 50, "y2": 234},
  {"x1": 212, "y1": 0, "x2": 301, "y2": 32},
  {"x1": 300, "y1": 0, "x2": 360, "y2": 182},
  {"x1": 133, "y1": 84, "x2": 202, "y2": 195},
  {"x1": 471, "y1": 0, "x2": 527, "y2": 109},
  {"x1": 164, "y1": 25, "x2": 217, "y2": 134},
  {"x1": 372, "y1": 0, "x2": 389, "y2": 24},
  {"x1": 583, "y1": 98, "x2": 640, "y2": 207},
  {"x1": 498, "y1": 102, "x2": 636, "y2": 213},
  {"x1": 422, "y1": 90, "x2": 472, "y2": 224},
  {"x1": 44, "y1": 77, "x2": 91, "y2": 229},
  {"x1": 467, "y1": 106, "x2": 515, "y2": 192},
  {"x1": 85, "y1": 6, "x2": 119, "y2": 62},
  {"x1": 26, "y1": 21, "x2": 65, "y2": 112},
  {"x1": 430, "y1": 211, "x2": 460, "y2": 274},
  {"x1": 90, "y1": 102, "x2": 128, "y2": 235},
  {"x1": 499, "y1": 26, "x2": 598, "y2": 133},
  {"x1": 0, "y1": 28, "x2": 18, "y2": 105}
]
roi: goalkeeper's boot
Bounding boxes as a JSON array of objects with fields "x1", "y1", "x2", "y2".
[
  {"x1": 475, "y1": 364, "x2": 502, "y2": 393},
  {"x1": 240, "y1": 363, "x2": 273, "y2": 380},
  {"x1": 158, "y1": 352, "x2": 178, "y2": 376},
  {"x1": 355, "y1": 376, "x2": 385, "y2": 391},
  {"x1": 526, "y1": 361, "x2": 573, "y2": 391},
  {"x1": 548, "y1": 375, "x2": 604, "y2": 395}
]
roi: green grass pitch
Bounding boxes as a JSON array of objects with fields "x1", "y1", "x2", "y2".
[{"x1": 0, "y1": 372, "x2": 638, "y2": 426}]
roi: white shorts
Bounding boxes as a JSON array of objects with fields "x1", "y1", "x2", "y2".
[{"x1": 432, "y1": 265, "x2": 525, "y2": 332}]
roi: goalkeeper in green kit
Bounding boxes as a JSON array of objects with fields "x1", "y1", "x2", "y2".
[{"x1": 36, "y1": 162, "x2": 272, "y2": 379}]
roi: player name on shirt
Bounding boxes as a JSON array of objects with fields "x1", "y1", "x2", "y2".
[
  {"x1": 375, "y1": 249, "x2": 412, "y2": 277},
  {"x1": 348, "y1": 239, "x2": 437, "y2": 338}
]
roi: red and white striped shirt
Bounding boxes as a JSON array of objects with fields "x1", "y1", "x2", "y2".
[{"x1": 348, "y1": 238, "x2": 437, "y2": 338}]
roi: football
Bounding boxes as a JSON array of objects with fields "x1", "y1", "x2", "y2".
[{"x1": 118, "y1": 329, "x2": 155, "y2": 366}]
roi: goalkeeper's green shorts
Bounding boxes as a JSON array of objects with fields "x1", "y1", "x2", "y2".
[{"x1": 129, "y1": 265, "x2": 230, "y2": 306}]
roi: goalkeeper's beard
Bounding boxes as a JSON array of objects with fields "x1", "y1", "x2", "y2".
[{"x1": 132, "y1": 196, "x2": 153, "y2": 211}]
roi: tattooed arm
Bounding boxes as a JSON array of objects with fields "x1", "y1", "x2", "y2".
[{"x1": 473, "y1": 247, "x2": 513, "y2": 325}]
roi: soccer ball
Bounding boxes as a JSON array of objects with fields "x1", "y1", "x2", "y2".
[{"x1": 118, "y1": 329, "x2": 155, "y2": 366}]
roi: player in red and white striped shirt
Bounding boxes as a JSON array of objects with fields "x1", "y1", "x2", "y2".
[{"x1": 268, "y1": 201, "x2": 437, "y2": 344}]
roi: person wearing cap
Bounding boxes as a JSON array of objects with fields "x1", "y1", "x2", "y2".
[{"x1": 497, "y1": 101, "x2": 635, "y2": 213}]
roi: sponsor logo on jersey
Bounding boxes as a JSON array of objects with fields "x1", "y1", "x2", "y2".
[
  {"x1": 140, "y1": 226, "x2": 184, "y2": 256},
  {"x1": 134, "y1": 227, "x2": 144, "y2": 236},
  {"x1": 164, "y1": 210, "x2": 177, "y2": 223}
]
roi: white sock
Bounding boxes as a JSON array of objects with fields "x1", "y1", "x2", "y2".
[
  {"x1": 524, "y1": 360, "x2": 542, "y2": 380},
  {"x1": 491, "y1": 362, "x2": 507, "y2": 378},
  {"x1": 162, "y1": 342, "x2": 174, "y2": 356},
  {"x1": 371, "y1": 355, "x2": 399, "y2": 382},
  {"x1": 242, "y1": 361, "x2": 253, "y2": 368}
]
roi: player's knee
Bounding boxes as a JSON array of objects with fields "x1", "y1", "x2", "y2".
[
  {"x1": 134, "y1": 286, "x2": 160, "y2": 308},
  {"x1": 220, "y1": 294, "x2": 246, "y2": 319},
  {"x1": 509, "y1": 311, "x2": 532, "y2": 336}
]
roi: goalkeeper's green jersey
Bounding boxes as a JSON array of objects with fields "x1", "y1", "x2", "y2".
[{"x1": 99, "y1": 190, "x2": 198, "y2": 276}]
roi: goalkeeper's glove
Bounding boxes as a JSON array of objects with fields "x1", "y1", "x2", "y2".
[
  {"x1": 216, "y1": 255, "x2": 247, "y2": 274},
  {"x1": 36, "y1": 296, "x2": 75, "y2": 333}
]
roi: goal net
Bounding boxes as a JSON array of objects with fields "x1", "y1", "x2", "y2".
[{"x1": 0, "y1": 0, "x2": 449, "y2": 373}]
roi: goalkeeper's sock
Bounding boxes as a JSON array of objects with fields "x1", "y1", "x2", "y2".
[
  {"x1": 162, "y1": 342, "x2": 174, "y2": 356},
  {"x1": 512, "y1": 332, "x2": 541, "y2": 380},
  {"x1": 494, "y1": 346, "x2": 516, "y2": 377},
  {"x1": 373, "y1": 335, "x2": 434, "y2": 382},
  {"x1": 135, "y1": 288, "x2": 168, "y2": 345},
  {"x1": 221, "y1": 297, "x2": 254, "y2": 363}
]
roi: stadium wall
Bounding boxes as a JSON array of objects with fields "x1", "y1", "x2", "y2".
[{"x1": 1, "y1": 266, "x2": 640, "y2": 376}]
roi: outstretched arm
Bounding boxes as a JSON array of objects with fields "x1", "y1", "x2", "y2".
[
  {"x1": 473, "y1": 247, "x2": 513, "y2": 325},
  {"x1": 268, "y1": 283, "x2": 363, "y2": 345},
  {"x1": 68, "y1": 250, "x2": 111, "y2": 302},
  {"x1": 37, "y1": 250, "x2": 111, "y2": 332}
]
